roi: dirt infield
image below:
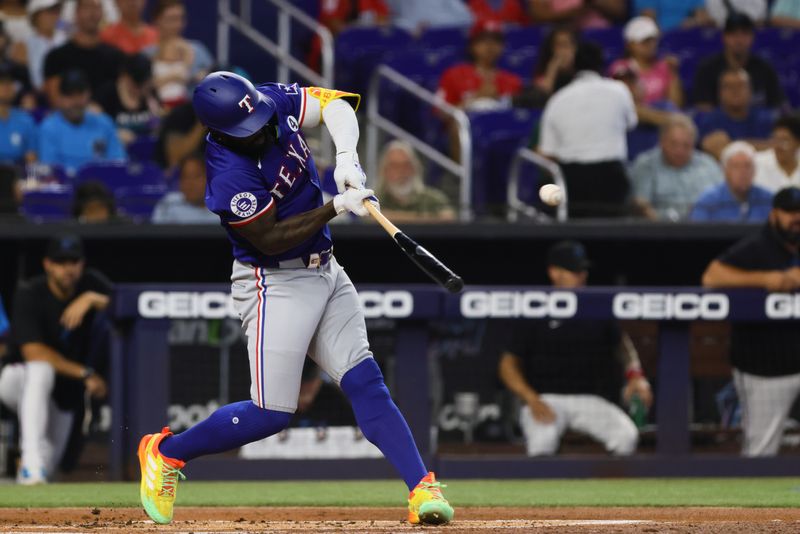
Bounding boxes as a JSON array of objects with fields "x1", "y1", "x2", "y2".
[{"x1": 0, "y1": 506, "x2": 799, "y2": 533}]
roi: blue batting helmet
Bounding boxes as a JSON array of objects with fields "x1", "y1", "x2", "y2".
[{"x1": 192, "y1": 71, "x2": 275, "y2": 137}]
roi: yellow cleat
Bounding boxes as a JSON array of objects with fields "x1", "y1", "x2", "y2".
[
  {"x1": 138, "y1": 427, "x2": 186, "y2": 525},
  {"x1": 408, "y1": 472, "x2": 454, "y2": 525}
]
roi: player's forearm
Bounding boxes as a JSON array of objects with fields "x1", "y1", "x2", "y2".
[
  {"x1": 322, "y1": 99, "x2": 359, "y2": 157},
  {"x1": 702, "y1": 260, "x2": 774, "y2": 289},
  {"x1": 498, "y1": 353, "x2": 539, "y2": 403},
  {"x1": 20, "y1": 342, "x2": 88, "y2": 380},
  {"x1": 83, "y1": 291, "x2": 110, "y2": 311},
  {"x1": 253, "y1": 203, "x2": 338, "y2": 255}
]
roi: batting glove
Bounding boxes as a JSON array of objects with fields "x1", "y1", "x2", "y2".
[
  {"x1": 333, "y1": 151, "x2": 367, "y2": 193},
  {"x1": 334, "y1": 188, "x2": 375, "y2": 217}
]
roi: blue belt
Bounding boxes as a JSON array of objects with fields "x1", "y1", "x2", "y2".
[{"x1": 268, "y1": 248, "x2": 332, "y2": 269}]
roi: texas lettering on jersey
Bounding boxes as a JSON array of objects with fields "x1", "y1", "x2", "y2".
[{"x1": 269, "y1": 133, "x2": 311, "y2": 199}]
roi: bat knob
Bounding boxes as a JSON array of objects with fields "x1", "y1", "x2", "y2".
[{"x1": 445, "y1": 276, "x2": 464, "y2": 293}]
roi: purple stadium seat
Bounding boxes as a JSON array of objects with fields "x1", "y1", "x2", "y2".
[
  {"x1": 114, "y1": 184, "x2": 169, "y2": 222},
  {"x1": 416, "y1": 27, "x2": 467, "y2": 52},
  {"x1": 661, "y1": 26, "x2": 721, "y2": 57},
  {"x1": 75, "y1": 161, "x2": 165, "y2": 189},
  {"x1": 335, "y1": 27, "x2": 413, "y2": 94},
  {"x1": 127, "y1": 136, "x2": 158, "y2": 162},
  {"x1": 753, "y1": 28, "x2": 800, "y2": 62},
  {"x1": 498, "y1": 47, "x2": 538, "y2": 78},
  {"x1": 504, "y1": 26, "x2": 544, "y2": 50},
  {"x1": 581, "y1": 26, "x2": 624, "y2": 65},
  {"x1": 470, "y1": 108, "x2": 540, "y2": 215},
  {"x1": 20, "y1": 184, "x2": 73, "y2": 221}
]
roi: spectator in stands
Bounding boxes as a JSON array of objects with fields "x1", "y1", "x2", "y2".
[
  {"x1": 43, "y1": 0, "x2": 123, "y2": 104},
  {"x1": 527, "y1": 0, "x2": 627, "y2": 29},
  {"x1": 497, "y1": 240, "x2": 652, "y2": 457},
  {"x1": 149, "y1": 30, "x2": 192, "y2": 109},
  {"x1": 155, "y1": 100, "x2": 203, "y2": 170},
  {"x1": 771, "y1": 0, "x2": 800, "y2": 28},
  {"x1": 0, "y1": 63, "x2": 37, "y2": 165},
  {"x1": 0, "y1": 234, "x2": 111, "y2": 483},
  {"x1": 0, "y1": 22, "x2": 34, "y2": 108},
  {"x1": 689, "y1": 141, "x2": 772, "y2": 221},
  {"x1": 634, "y1": 0, "x2": 713, "y2": 31},
  {"x1": 24, "y1": 0, "x2": 67, "y2": 92},
  {"x1": 308, "y1": 0, "x2": 389, "y2": 72},
  {"x1": 631, "y1": 114, "x2": 723, "y2": 221},
  {"x1": 151, "y1": 152, "x2": 216, "y2": 224},
  {"x1": 0, "y1": 0, "x2": 32, "y2": 52},
  {"x1": 706, "y1": 0, "x2": 767, "y2": 27},
  {"x1": 538, "y1": 42, "x2": 637, "y2": 218},
  {"x1": 468, "y1": 0, "x2": 529, "y2": 26},
  {"x1": 754, "y1": 115, "x2": 800, "y2": 193},
  {"x1": 71, "y1": 180, "x2": 117, "y2": 223},
  {"x1": 609, "y1": 16, "x2": 683, "y2": 107},
  {"x1": 702, "y1": 186, "x2": 800, "y2": 456},
  {"x1": 531, "y1": 25, "x2": 577, "y2": 100},
  {"x1": 374, "y1": 140, "x2": 455, "y2": 222},
  {"x1": 383, "y1": 0, "x2": 473, "y2": 35},
  {"x1": 0, "y1": 163, "x2": 20, "y2": 215},
  {"x1": 59, "y1": 0, "x2": 118, "y2": 27},
  {"x1": 696, "y1": 68, "x2": 775, "y2": 161},
  {"x1": 99, "y1": 0, "x2": 156, "y2": 54},
  {"x1": 96, "y1": 53, "x2": 160, "y2": 146},
  {"x1": 437, "y1": 20, "x2": 522, "y2": 111},
  {"x1": 38, "y1": 70, "x2": 126, "y2": 174},
  {"x1": 143, "y1": 0, "x2": 213, "y2": 92},
  {"x1": 692, "y1": 13, "x2": 783, "y2": 111}
]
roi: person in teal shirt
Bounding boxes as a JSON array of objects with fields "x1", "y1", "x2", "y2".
[
  {"x1": 0, "y1": 63, "x2": 36, "y2": 166},
  {"x1": 38, "y1": 70, "x2": 125, "y2": 174},
  {"x1": 634, "y1": 0, "x2": 711, "y2": 31}
]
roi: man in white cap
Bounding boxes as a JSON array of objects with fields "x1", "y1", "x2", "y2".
[{"x1": 25, "y1": 0, "x2": 66, "y2": 90}]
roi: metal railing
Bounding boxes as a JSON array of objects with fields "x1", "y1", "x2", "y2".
[
  {"x1": 366, "y1": 65, "x2": 473, "y2": 220},
  {"x1": 217, "y1": 0, "x2": 334, "y2": 162},
  {"x1": 507, "y1": 147, "x2": 568, "y2": 222}
]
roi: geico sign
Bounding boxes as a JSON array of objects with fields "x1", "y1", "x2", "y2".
[
  {"x1": 613, "y1": 293, "x2": 728, "y2": 320},
  {"x1": 359, "y1": 290, "x2": 413, "y2": 318},
  {"x1": 460, "y1": 291, "x2": 577, "y2": 318},
  {"x1": 138, "y1": 291, "x2": 237, "y2": 319},
  {"x1": 765, "y1": 294, "x2": 800, "y2": 319}
]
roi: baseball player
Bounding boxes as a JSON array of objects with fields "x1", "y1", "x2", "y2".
[{"x1": 137, "y1": 72, "x2": 453, "y2": 526}]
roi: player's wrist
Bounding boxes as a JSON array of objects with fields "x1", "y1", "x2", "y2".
[
  {"x1": 332, "y1": 194, "x2": 347, "y2": 215},
  {"x1": 80, "y1": 366, "x2": 95, "y2": 380},
  {"x1": 335, "y1": 150, "x2": 359, "y2": 166}
]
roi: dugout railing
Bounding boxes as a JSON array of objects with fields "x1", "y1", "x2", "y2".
[{"x1": 107, "y1": 284, "x2": 800, "y2": 481}]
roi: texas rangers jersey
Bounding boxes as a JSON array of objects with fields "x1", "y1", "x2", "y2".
[{"x1": 205, "y1": 83, "x2": 331, "y2": 267}]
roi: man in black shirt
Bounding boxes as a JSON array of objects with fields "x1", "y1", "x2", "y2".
[
  {"x1": 42, "y1": 0, "x2": 123, "y2": 104},
  {"x1": 155, "y1": 101, "x2": 205, "y2": 170},
  {"x1": 692, "y1": 13, "x2": 784, "y2": 111},
  {"x1": 702, "y1": 187, "x2": 800, "y2": 456},
  {"x1": 0, "y1": 235, "x2": 111, "y2": 483},
  {"x1": 497, "y1": 241, "x2": 652, "y2": 456}
]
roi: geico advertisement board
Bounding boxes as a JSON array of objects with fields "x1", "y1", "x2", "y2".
[{"x1": 137, "y1": 290, "x2": 415, "y2": 319}]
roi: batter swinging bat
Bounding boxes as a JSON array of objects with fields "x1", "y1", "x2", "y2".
[{"x1": 362, "y1": 200, "x2": 464, "y2": 293}]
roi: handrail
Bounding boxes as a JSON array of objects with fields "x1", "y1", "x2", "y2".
[
  {"x1": 366, "y1": 65, "x2": 473, "y2": 221},
  {"x1": 507, "y1": 147, "x2": 568, "y2": 222},
  {"x1": 217, "y1": 0, "x2": 334, "y2": 161}
]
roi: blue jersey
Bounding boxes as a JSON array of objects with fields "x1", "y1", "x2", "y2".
[{"x1": 205, "y1": 83, "x2": 331, "y2": 267}]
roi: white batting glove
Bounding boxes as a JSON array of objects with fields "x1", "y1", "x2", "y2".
[
  {"x1": 333, "y1": 188, "x2": 375, "y2": 217},
  {"x1": 333, "y1": 151, "x2": 367, "y2": 193}
]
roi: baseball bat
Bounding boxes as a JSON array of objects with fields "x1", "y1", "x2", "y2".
[{"x1": 362, "y1": 200, "x2": 464, "y2": 293}]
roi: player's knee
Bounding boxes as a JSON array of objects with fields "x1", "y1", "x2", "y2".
[
  {"x1": 25, "y1": 360, "x2": 56, "y2": 392},
  {"x1": 340, "y1": 358, "x2": 389, "y2": 402}
]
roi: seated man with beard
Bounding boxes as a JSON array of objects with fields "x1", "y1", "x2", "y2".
[{"x1": 373, "y1": 140, "x2": 455, "y2": 223}]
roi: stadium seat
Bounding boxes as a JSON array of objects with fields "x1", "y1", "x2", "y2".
[
  {"x1": 335, "y1": 27, "x2": 413, "y2": 95},
  {"x1": 114, "y1": 184, "x2": 169, "y2": 222},
  {"x1": 469, "y1": 108, "x2": 540, "y2": 215},
  {"x1": 581, "y1": 26, "x2": 625, "y2": 65},
  {"x1": 504, "y1": 26, "x2": 544, "y2": 50},
  {"x1": 753, "y1": 27, "x2": 800, "y2": 62},
  {"x1": 75, "y1": 161, "x2": 165, "y2": 189},
  {"x1": 415, "y1": 27, "x2": 467, "y2": 53},
  {"x1": 20, "y1": 185, "x2": 73, "y2": 221},
  {"x1": 498, "y1": 46, "x2": 538, "y2": 79},
  {"x1": 127, "y1": 136, "x2": 158, "y2": 162}
]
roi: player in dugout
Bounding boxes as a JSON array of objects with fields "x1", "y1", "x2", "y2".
[
  {"x1": 702, "y1": 186, "x2": 800, "y2": 456},
  {"x1": 0, "y1": 235, "x2": 111, "y2": 484},
  {"x1": 497, "y1": 240, "x2": 653, "y2": 456},
  {"x1": 136, "y1": 72, "x2": 453, "y2": 526}
]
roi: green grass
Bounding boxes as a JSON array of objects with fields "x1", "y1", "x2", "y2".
[{"x1": 0, "y1": 478, "x2": 799, "y2": 508}]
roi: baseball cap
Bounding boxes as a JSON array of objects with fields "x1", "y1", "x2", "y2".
[
  {"x1": 59, "y1": 69, "x2": 90, "y2": 95},
  {"x1": 547, "y1": 240, "x2": 591, "y2": 273},
  {"x1": 773, "y1": 187, "x2": 800, "y2": 212},
  {"x1": 45, "y1": 234, "x2": 84, "y2": 261},
  {"x1": 27, "y1": 0, "x2": 61, "y2": 16},
  {"x1": 724, "y1": 12, "x2": 755, "y2": 33},
  {"x1": 624, "y1": 16, "x2": 659, "y2": 42},
  {"x1": 469, "y1": 19, "x2": 504, "y2": 41}
]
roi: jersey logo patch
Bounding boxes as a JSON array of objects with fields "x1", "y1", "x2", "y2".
[
  {"x1": 231, "y1": 192, "x2": 258, "y2": 218},
  {"x1": 287, "y1": 115, "x2": 299, "y2": 132}
]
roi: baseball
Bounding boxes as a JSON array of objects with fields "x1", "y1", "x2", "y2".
[{"x1": 539, "y1": 184, "x2": 563, "y2": 206}]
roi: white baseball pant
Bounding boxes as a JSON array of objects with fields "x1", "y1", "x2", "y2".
[{"x1": 733, "y1": 368, "x2": 800, "y2": 456}]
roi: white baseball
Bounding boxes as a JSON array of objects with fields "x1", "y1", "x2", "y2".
[{"x1": 539, "y1": 184, "x2": 563, "y2": 206}]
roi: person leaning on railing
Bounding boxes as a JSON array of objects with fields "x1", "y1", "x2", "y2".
[{"x1": 702, "y1": 186, "x2": 800, "y2": 456}]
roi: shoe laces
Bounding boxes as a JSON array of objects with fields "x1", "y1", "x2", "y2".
[
  {"x1": 158, "y1": 463, "x2": 186, "y2": 498},
  {"x1": 418, "y1": 480, "x2": 447, "y2": 499}
]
